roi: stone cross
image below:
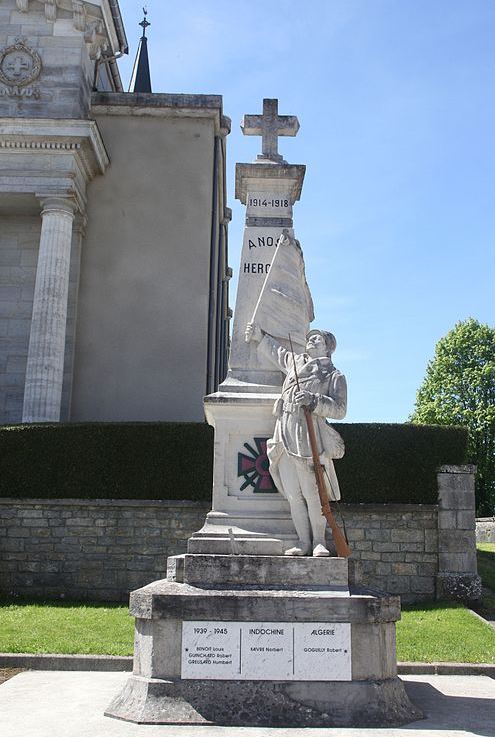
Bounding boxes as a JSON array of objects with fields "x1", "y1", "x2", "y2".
[
  {"x1": 139, "y1": 6, "x2": 150, "y2": 37},
  {"x1": 242, "y1": 98, "x2": 300, "y2": 163},
  {"x1": 5, "y1": 54, "x2": 30, "y2": 78}
]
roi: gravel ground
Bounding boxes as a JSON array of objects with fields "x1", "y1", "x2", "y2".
[{"x1": 0, "y1": 668, "x2": 24, "y2": 685}]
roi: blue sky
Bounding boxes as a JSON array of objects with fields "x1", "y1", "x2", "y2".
[{"x1": 117, "y1": 0, "x2": 494, "y2": 422}]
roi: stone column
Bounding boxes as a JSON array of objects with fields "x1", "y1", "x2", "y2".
[{"x1": 22, "y1": 198, "x2": 76, "y2": 423}]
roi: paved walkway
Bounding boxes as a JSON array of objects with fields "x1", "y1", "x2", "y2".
[{"x1": 1, "y1": 671, "x2": 494, "y2": 736}]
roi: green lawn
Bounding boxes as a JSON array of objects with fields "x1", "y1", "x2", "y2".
[
  {"x1": 477, "y1": 542, "x2": 495, "y2": 591},
  {"x1": 1, "y1": 596, "x2": 495, "y2": 663},
  {"x1": 397, "y1": 601, "x2": 495, "y2": 663},
  {"x1": 0, "y1": 598, "x2": 133, "y2": 656}
]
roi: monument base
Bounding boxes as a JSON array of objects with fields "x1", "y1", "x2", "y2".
[
  {"x1": 105, "y1": 554, "x2": 422, "y2": 728},
  {"x1": 106, "y1": 674, "x2": 419, "y2": 727}
]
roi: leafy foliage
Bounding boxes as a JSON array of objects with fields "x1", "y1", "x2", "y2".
[{"x1": 410, "y1": 319, "x2": 495, "y2": 514}]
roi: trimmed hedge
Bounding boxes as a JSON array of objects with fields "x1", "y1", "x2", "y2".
[
  {"x1": 0, "y1": 422, "x2": 213, "y2": 501},
  {"x1": 331, "y1": 423, "x2": 468, "y2": 504},
  {"x1": 0, "y1": 422, "x2": 467, "y2": 504}
]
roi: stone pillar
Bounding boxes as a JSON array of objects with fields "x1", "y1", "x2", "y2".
[
  {"x1": 436, "y1": 464, "x2": 482, "y2": 601},
  {"x1": 22, "y1": 198, "x2": 76, "y2": 423}
]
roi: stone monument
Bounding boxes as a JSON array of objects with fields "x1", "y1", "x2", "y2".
[
  {"x1": 189, "y1": 98, "x2": 314, "y2": 555},
  {"x1": 105, "y1": 99, "x2": 421, "y2": 727}
]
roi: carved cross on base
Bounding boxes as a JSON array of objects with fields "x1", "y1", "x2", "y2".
[{"x1": 242, "y1": 98, "x2": 300, "y2": 164}]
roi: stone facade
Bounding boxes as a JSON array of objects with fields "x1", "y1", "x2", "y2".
[
  {"x1": 71, "y1": 95, "x2": 231, "y2": 422},
  {"x1": 0, "y1": 216, "x2": 39, "y2": 422},
  {"x1": 0, "y1": 0, "x2": 123, "y2": 120},
  {"x1": 0, "y1": 2, "x2": 231, "y2": 424},
  {"x1": 0, "y1": 467, "x2": 480, "y2": 603}
]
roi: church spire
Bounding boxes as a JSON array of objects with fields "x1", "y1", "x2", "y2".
[{"x1": 129, "y1": 7, "x2": 152, "y2": 93}]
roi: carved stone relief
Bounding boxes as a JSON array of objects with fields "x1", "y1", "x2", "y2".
[
  {"x1": 44, "y1": 0, "x2": 57, "y2": 22},
  {"x1": 0, "y1": 38, "x2": 41, "y2": 99}
]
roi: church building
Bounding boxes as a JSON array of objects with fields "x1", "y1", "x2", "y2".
[{"x1": 0, "y1": 0, "x2": 231, "y2": 424}]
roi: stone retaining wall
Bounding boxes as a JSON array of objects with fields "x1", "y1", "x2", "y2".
[
  {"x1": 0, "y1": 466, "x2": 480, "y2": 603},
  {"x1": 0, "y1": 499, "x2": 209, "y2": 602},
  {"x1": 476, "y1": 517, "x2": 495, "y2": 544}
]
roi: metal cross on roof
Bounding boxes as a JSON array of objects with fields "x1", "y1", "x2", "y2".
[
  {"x1": 241, "y1": 98, "x2": 300, "y2": 163},
  {"x1": 139, "y1": 7, "x2": 150, "y2": 37}
]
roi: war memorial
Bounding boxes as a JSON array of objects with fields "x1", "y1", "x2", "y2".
[
  {"x1": 0, "y1": 3, "x2": 492, "y2": 734},
  {"x1": 105, "y1": 100, "x2": 422, "y2": 727}
]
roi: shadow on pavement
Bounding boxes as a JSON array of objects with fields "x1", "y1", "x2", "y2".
[{"x1": 404, "y1": 680, "x2": 495, "y2": 736}]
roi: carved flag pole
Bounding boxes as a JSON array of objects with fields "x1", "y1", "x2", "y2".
[
  {"x1": 288, "y1": 334, "x2": 351, "y2": 558},
  {"x1": 245, "y1": 229, "x2": 289, "y2": 341}
]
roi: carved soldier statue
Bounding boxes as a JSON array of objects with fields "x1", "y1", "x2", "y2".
[{"x1": 246, "y1": 323, "x2": 347, "y2": 557}]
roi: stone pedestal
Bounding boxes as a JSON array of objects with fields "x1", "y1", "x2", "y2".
[
  {"x1": 188, "y1": 392, "x2": 296, "y2": 555},
  {"x1": 105, "y1": 554, "x2": 421, "y2": 727}
]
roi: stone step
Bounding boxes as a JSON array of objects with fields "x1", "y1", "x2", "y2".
[{"x1": 168, "y1": 553, "x2": 348, "y2": 588}]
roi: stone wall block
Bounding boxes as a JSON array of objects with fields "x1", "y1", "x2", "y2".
[
  {"x1": 372, "y1": 542, "x2": 400, "y2": 553},
  {"x1": 398, "y1": 542, "x2": 423, "y2": 553},
  {"x1": 424, "y1": 529, "x2": 438, "y2": 553},
  {"x1": 410, "y1": 577, "x2": 435, "y2": 594},
  {"x1": 437, "y1": 510, "x2": 457, "y2": 529},
  {"x1": 374, "y1": 562, "x2": 392, "y2": 576},
  {"x1": 7, "y1": 527, "x2": 31, "y2": 538},
  {"x1": 386, "y1": 576, "x2": 411, "y2": 594},
  {"x1": 438, "y1": 489, "x2": 475, "y2": 511},
  {"x1": 380, "y1": 552, "x2": 407, "y2": 563},
  {"x1": 364, "y1": 529, "x2": 390, "y2": 542},
  {"x1": 390, "y1": 529, "x2": 423, "y2": 543},
  {"x1": 404, "y1": 552, "x2": 437, "y2": 564},
  {"x1": 415, "y1": 562, "x2": 438, "y2": 577},
  {"x1": 391, "y1": 562, "x2": 418, "y2": 576},
  {"x1": 353, "y1": 541, "x2": 372, "y2": 552},
  {"x1": 345, "y1": 528, "x2": 365, "y2": 541},
  {"x1": 359, "y1": 552, "x2": 382, "y2": 562},
  {"x1": 2, "y1": 539, "x2": 25, "y2": 552},
  {"x1": 438, "y1": 531, "x2": 475, "y2": 554},
  {"x1": 456, "y1": 511, "x2": 476, "y2": 531},
  {"x1": 438, "y1": 551, "x2": 477, "y2": 573}
]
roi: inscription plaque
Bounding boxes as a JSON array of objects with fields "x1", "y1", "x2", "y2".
[{"x1": 181, "y1": 621, "x2": 351, "y2": 681}]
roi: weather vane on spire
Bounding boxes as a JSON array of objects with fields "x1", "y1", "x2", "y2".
[{"x1": 139, "y1": 6, "x2": 150, "y2": 37}]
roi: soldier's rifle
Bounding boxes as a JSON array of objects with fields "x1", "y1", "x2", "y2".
[{"x1": 288, "y1": 334, "x2": 351, "y2": 558}]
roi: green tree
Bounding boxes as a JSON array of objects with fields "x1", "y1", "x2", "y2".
[{"x1": 410, "y1": 318, "x2": 495, "y2": 515}]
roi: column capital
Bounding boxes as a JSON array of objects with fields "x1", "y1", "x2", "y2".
[{"x1": 37, "y1": 197, "x2": 77, "y2": 218}]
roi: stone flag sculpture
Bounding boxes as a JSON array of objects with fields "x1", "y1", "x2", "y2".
[{"x1": 247, "y1": 229, "x2": 314, "y2": 354}]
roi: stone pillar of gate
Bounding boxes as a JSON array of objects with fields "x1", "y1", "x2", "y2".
[{"x1": 22, "y1": 197, "x2": 76, "y2": 423}]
